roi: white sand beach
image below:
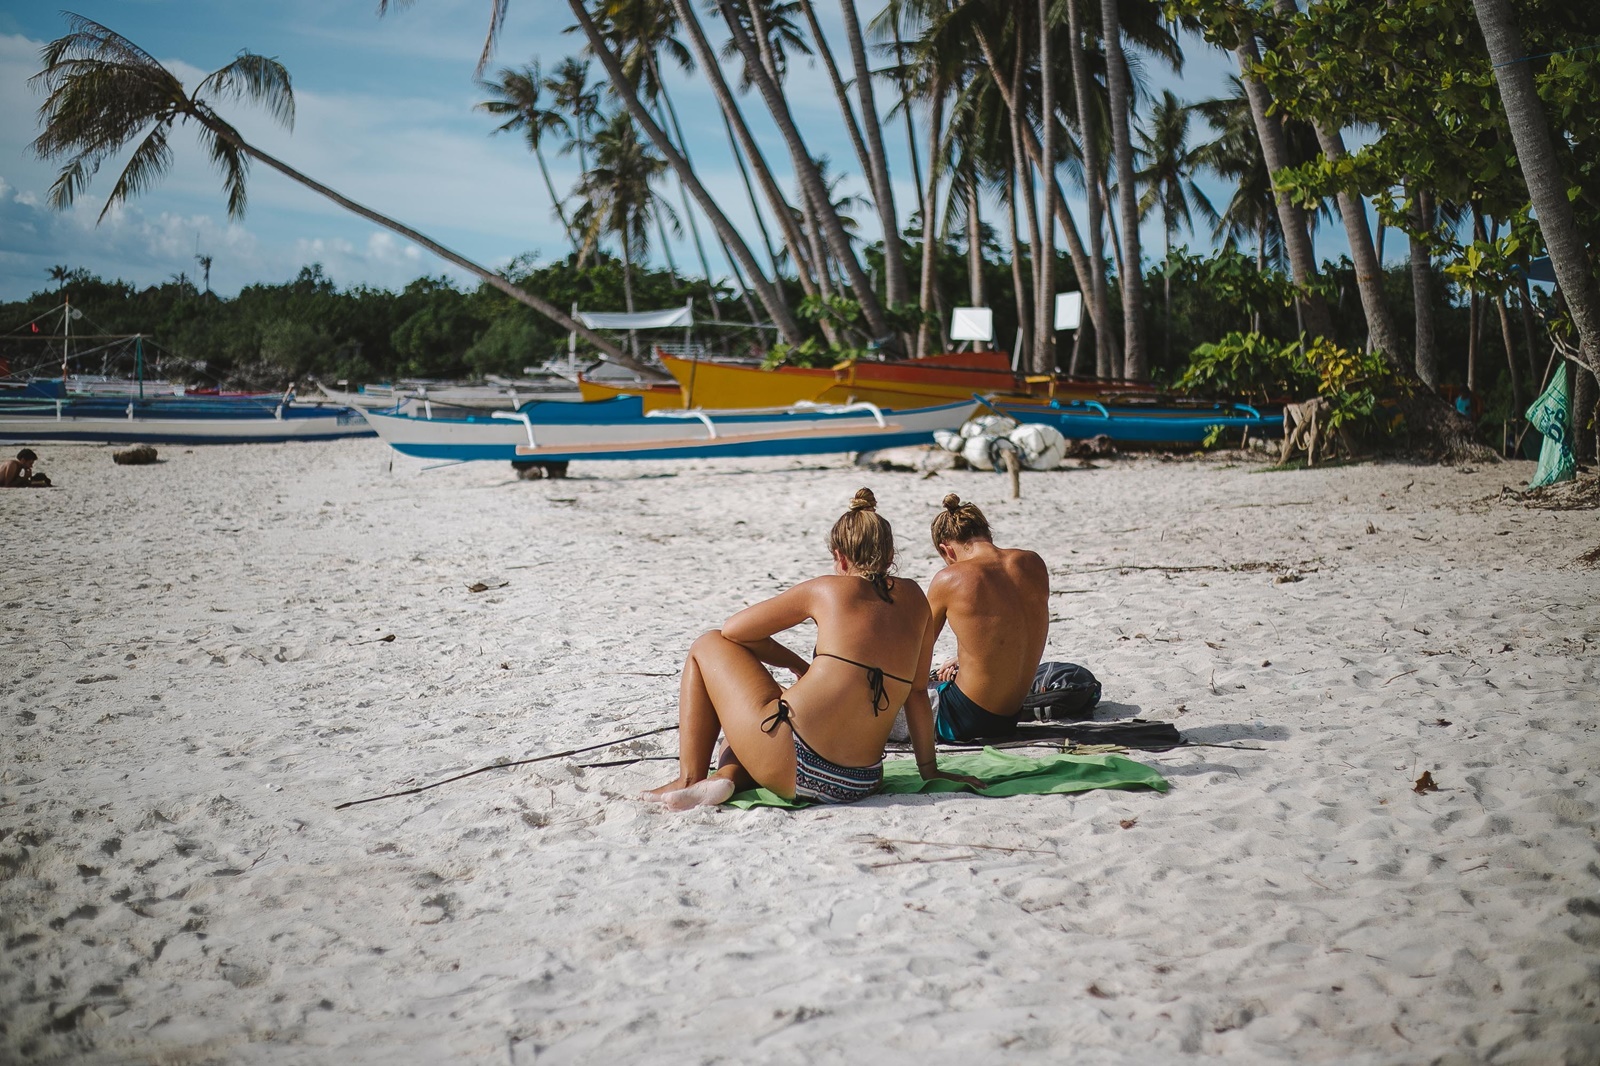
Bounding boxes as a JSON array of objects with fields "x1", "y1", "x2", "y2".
[{"x1": 3, "y1": 440, "x2": 1597, "y2": 1064}]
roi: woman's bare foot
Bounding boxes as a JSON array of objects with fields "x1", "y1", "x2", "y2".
[
  {"x1": 642, "y1": 778, "x2": 694, "y2": 802},
  {"x1": 662, "y1": 777, "x2": 736, "y2": 811}
]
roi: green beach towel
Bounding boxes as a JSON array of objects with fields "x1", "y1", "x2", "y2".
[
  {"x1": 1526, "y1": 366, "x2": 1575, "y2": 488},
  {"x1": 726, "y1": 747, "x2": 1169, "y2": 810}
]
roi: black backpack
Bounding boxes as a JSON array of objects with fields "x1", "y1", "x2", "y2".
[{"x1": 1020, "y1": 662, "x2": 1102, "y2": 722}]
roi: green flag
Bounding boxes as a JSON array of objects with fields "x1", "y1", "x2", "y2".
[{"x1": 1526, "y1": 366, "x2": 1575, "y2": 488}]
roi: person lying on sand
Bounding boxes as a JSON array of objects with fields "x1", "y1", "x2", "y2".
[
  {"x1": 645, "y1": 487, "x2": 980, "y2": 810},
  {"x1": 924, "y1": 494, "x2": 1050, "y2": 742},
  {"x1": 0, "y1": 448, "x2": 38, "y2": 488}
]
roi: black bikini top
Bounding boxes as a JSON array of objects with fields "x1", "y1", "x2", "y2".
[{"x1": 813, "y1": 652, "x2": 915, "y2": 717}]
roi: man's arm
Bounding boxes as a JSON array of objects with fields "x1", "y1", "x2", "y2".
[{"x1": 907, "y1": 598, "x2": 983, "y2": 787}]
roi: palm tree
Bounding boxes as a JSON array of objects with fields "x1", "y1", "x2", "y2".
[
  {"x1": 837, "y1": 0, "x2": 910, "y2": 308},
  {"x1": 1135, "y1": 90, "x2": 1214, "y2": 365},
  {"x1": 476, "y1": 63, "x2": 581, "y2": 256},
  {"x1": 1101, "y1": 0, "x2": 1146, "y2": 379},
  {"x1": 29, "y1": 15, "x2": 642, "y2": 368},
  {"x1": 47, "y1": 264, "x2": 72, "y2": 293},
  {"x1": 1472, "y1": 0, "x2": 1600, "y2": 376},
  {"x1": 1065, "y1": 0, "x2": 1115, "y2": 377},
  {"x1": 545, "y1": 57, "x2": 600, "y2": 175},
  {"x1": 572, "y1": 111, "x2": 679, "y2": 356}
]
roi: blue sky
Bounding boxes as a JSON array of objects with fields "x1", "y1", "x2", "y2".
[{"x1": 0, "y1": 0, "x2": 1272, "y2": 306}]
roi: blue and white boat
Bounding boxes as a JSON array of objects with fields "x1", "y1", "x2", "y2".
[
  {"x1": 0, "y1": 383, "x2": 373, "y2": 445},
  {"x1": 999, "y1": 399, "x2": 1280, "y2": 445},
  {"x1": 364, "y1": 396, "x2": 979, "y2": 463}
]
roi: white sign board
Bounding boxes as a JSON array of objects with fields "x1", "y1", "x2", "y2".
[
  {"x1": 949, "y1": 307, "x2": 994, "y2": 342},
  {"x1": 1054, "y1": 291, "x2": 1083, "y2": 331}
]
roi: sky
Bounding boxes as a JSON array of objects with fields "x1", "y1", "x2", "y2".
[{"x1": 0, "y1": 0, "x2": 1275, "y2": 310}]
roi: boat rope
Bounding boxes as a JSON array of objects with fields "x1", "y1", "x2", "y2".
[{"x1": 333, "y1": 723, "x2": 680, "y2": 810}]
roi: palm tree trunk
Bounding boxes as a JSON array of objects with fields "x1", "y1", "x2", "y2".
[
  {"x1": 1065, "y1": 0, "x2": 1115, "y2": 376},
  {"x1": 651, "y1": 78, "x2": 721, "y2": 320},
  {"x1": 1231, "y1": 37, "x2": 1332, "y2": 340},
  {"x1": 669, "y1": 0, "x2": 813, "y2": 296},
  {"x1": 838, "y1": 0, "x2": 910, "y2": 307},
  {"x1": 797, "y1": 0, "x2": 875, "y2": 186},
  {"x1": 1035, "y1": 0, "x2": 1057, "y2": 374},
  {"x1": 571, "y1": 0, "x2": 804, "y2": 343},
  {"x1": 202, "y1": 114, "x2": 647, "y2": 371},
  {"x1": 722, "y1": 111, "x2": 783, "y2": 283},
  {"x1": 1410, "y1": 187, "x2": 1438, "y2": 387},
  {"x1": 1497, "y1": 291, "x2": 1524, "y2": 416},
  {"x1": 972, "y1": 22, "x2": 1099, "y2": 346},
  {"x1": 533, "y1": 145, "x2": 580, "y2": 257},
  {"x1": 966, "y1": 176, "x2": 985, "y2": 320},
  {"x1": 1009, "y1": 168, "x2": 1030, "y2": 371},
  {"x1": 1316, "y1": 128, "x2": 1405, "y2": 363},
  {"x1": 1010, "y1": 33, "x2": 1043, "y2": 369},
  {"x1": 1473, "y1": 0, "x2": 1600, "y2": 376},
  {"x1": 712, "y1": 0, "x2": 891, "y2": 340},
  {"x1": 1101, "y1": 3, "x2": 1146, "y2": 379},
  {"x1": 622, "y1": 231, "x2": 639, "y2": 359},
  {"x1": 918, "y1": 74, "x2": 946, "y2": 359}
]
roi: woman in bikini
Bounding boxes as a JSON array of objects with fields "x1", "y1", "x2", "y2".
[{"x1": 645, "y1": 488, "x2": 977, "y2": 810}]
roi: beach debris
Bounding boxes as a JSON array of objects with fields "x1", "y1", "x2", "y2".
[
  {"x1": 1273, "y1": 569, "x2": 1303, "y2": 584},
  {"x1": 75, "y1": 674, "x2": 118, "y2": 684},
  {"x1": 1366, "y1": 522, "x2": 1378, "y2": 534},
  {"x1": 354, "y1": 634, "x2": 396, "y2": 645},
  {"x1": 1413, "y1": 771, "x2": 1440, "y2": 794},
  {"x1": 1086, "y1": 983, "x2": 1115, "y2": 999},
  {"x1": 1119, "y1": 818, "x2": 1138, "y2": 830},
  {"x1": 465, "y1": 581, "x2": 509, "y2": 593},
  {"x1": 113, "y1": 444, "x2": 159, "y2": 465},
  {"x1": 1383, "y1": 670, "x2": 1418, "y2": 685},
  {"x1": 1434, "y1": 718, "x2": 1452, "y2": 727}
]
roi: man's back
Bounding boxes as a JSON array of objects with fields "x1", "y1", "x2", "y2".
[{"x1": 930, "y1": 544, "x2": 1050, "y2": 715}]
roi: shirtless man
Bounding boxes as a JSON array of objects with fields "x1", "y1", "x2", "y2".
[
  {"x1": 0, "y1": 449, "x2": 37, "y2": 488},
  {"x1": 922, "y1": 493, "x2": 1050, "y2": 742}
]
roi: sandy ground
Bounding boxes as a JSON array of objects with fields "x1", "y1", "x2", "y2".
[{"x1": 2, "y1": 439, "x2": 1598, "y2": 1065}]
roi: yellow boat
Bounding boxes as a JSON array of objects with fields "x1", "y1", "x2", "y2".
[{"x1": 581, "y1": 352, "x2": 1165, "y2": 412}]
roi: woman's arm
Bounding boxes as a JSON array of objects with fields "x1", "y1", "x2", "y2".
[{"x1": 720, "y1": 581, "x2": 819, "y2": 677}]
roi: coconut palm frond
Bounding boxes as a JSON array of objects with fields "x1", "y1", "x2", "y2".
[
  {"x1": 195, "y1": 52, "x2": 295, "y2": 131},
  {"x1": 99, "y1": 123, "x2": 173, "y2": 221},
  {"x1": 39, "y1": 13, "x2": 165, "y2": 75},
  {"x1": 195, "y1": 121, "x2": 252, "y2": 220}
]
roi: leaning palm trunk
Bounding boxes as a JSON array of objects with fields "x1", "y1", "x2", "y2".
[
  {"x1": 567, "y1": 0, "x2": 803, "y2": 344},
  {"x1": 1472, "y1": 0, "x2": 1600, "y2": 376},
  {"x1": 1314, "y1": 126, "x2": 1406, "y2": 365},
  {"x1": 667, "y1": 0, "x2": 819, "y2": 304},
  {"x1": 713, "y1": 0, "x2": 892, "y2": 341},
  {"x1": 838, "y1": 0, "x2": 910, "y2": 307},
  {"x1": 797, "y1": 0, "x2": 876, "y2": 194},
  {"x1": 533, "y1": 144, "x2": 581, "y2": 258},
  {"x1": 1065, "y1": 0, "x2": 1116, "y2": 376},
  {"x1": 649, "y1": 77, "x2": 724, "y2": 321},
  {"x1": 1231, "y1": 37, "x2": 1333, "y2": 340},
  {"x1": 28, "y1": 18, "x2": 654, "y2": 372},
  {"x1": 1101, "y1": 2, "x2": 1145, "y2": 379}
]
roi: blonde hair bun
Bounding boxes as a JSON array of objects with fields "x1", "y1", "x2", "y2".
[
  {"x1": 942, "y1": 493, "x2": 962, "y2": 512},
  {"x1": 849, "y1": 487, "x2": 878, "y2": 512}
]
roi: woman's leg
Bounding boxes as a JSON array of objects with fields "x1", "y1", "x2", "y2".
[{"x1": 645, "y1": 630, "x2": 796, "y2": 804}]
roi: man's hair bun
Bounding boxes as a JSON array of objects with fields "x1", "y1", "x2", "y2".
[{"x1": 942, "y1": 493, "x2": 962, "y2": 512}]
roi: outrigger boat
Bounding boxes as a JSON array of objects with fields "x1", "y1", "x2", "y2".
[
  {"x1": 585, "y1": 350, "x2": 1164, "y2": 412},
  {"x1": 0, "y1": 384, "x2": 373, "y2": 445},
  {"x1": 998, "y1": 398, "x2": 1280, "y2": 445},
  {"x1": 364, "y1": 395, "x2": 979, "y2": 463}
]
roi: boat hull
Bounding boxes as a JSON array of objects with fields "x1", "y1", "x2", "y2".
[
  {"x1": 365, "y1": 397, "x2": 979, "y2": 463},
  {"x1": 1001, "y1": 400, "x2": 1281, "y2": 445},
  {"x1": 0, "y1": 398, "x2": 373, "y2": 444},
  {"x1": 662, "y1": 353, "x2": 1162, "y2": 410}
]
